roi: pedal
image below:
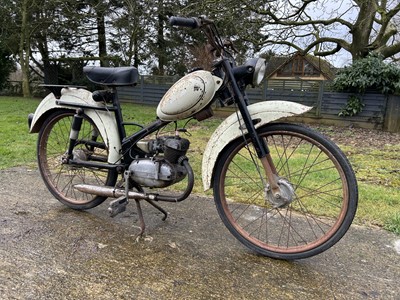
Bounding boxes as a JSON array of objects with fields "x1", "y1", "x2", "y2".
[{"x1": 108, "y1": 197, "x2": 128, "y2": 218}]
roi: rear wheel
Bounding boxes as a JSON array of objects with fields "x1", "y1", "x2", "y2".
[
  {"x1": 37, "y1": 110, "x2": 118, "y2": 210},
  {"x1": 213, "y1": 123, "x2": 358, "y2": 259}
]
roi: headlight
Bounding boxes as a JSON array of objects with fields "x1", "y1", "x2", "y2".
[
  {"x1": 252, "y1": 58, "x2": 267, "y2": 86},
  {"x1": 232, "y1": 57, "x2": 267, "y2": 87}
]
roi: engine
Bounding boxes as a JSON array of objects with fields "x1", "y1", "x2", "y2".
[{"x1": 129, "y1": 136, "x2": 190, "y2": 188}]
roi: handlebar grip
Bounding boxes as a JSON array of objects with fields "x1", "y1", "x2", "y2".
[{"x1": 169, "y1": 16, "x2": 199, "y2": 29}]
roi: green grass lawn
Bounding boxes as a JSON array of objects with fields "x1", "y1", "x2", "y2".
[
  {"x1": 0, "y1": 97, "x2": 41, "y2": 169},
  {"x1": 1, "y1": 96, "x2": 399, "y2": 234}
]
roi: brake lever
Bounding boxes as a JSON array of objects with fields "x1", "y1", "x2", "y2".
[
  {"x1": 223, "y1": 39, "x2": 238, "y2": 54},
  {"x1": 198, "y1": 15, "x2": 214, "y2": 26}
]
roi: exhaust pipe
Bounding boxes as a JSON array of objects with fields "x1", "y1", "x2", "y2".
[
  {"x1": 74, "y1": 184, "x2": 157, "y2": 201},
  {"x1": 74, "y1": 158, "x2": 194, "y2": 203}
]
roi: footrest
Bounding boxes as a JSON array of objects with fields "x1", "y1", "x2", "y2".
[{"x1": 108, "y1": 197, "x2": 128, "y2": 217}]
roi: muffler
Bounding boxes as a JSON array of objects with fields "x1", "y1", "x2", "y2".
[{"x1": 74, "y1": 184, "x2": 156, "y2": 200}]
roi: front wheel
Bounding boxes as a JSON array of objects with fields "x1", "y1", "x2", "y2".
[
  {"x1": 213, "y1": 123, "x2": 358, "y2": 260},
  {"x1": 37, "y1": 110, "x2": 118, "y2": 210}
]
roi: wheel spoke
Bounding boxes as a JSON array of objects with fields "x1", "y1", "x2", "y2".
[
  {"x1": 38, "y1": 111, "x2": 115, "y2": 208},
  {"x1": 214, "y1": 124, "x2": 357, "y2": 259}
]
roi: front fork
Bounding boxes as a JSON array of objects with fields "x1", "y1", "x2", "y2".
[
  {"x1": 221, "y1": 59, "x2": 282, "y2": 198},
  {"x1": 242, "y1": 112, "x2": 283, "y2": 199}
]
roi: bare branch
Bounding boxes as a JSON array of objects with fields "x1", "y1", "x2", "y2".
[
  {"x1": 241, "y1": 0, "x2": 354, "y2": 29},
  {"x1": 314, "y1": 44, "x2": 343, "y2": 57},
  {"x1": 241, "y1": 0, "x2": 400, "y2": 62},
  {"x1": 303, "y1": 36, "x2": 350, "y2": 54},
  {"x1": 375, "y1": 41, "x2": 400, "y2": 59},
  {"x1": 386, "y1": 2, "x2": 400, "y2": 19},
  {"x1": 261, "y1": 35, "x2": 350, "y2": 57},
  {"x1": 370, "y1": 1, "x2": 400, "y2": 50}
]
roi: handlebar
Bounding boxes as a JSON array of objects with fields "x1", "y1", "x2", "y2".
[
  {"x1": 169, "y1": 16, "x2": 199, "y2": 28},
  {"x1": 169, "y1": 16, "x2": 227, "y2": 59}
]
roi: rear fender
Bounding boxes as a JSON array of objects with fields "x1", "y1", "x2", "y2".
[
  {"x1": 201, "y1": 101, "x2": 312, "y2": 191},
  {"x1": 29, "y1": 88, "x2": 122, "y2": 164}
]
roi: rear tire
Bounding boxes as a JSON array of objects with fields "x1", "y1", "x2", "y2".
[
  {"x1": 213, "y1": 123, "x2": 358, "y2": 259},
  {"x1": 37, "y1": 110, "x2": 118, "y2": 210}
]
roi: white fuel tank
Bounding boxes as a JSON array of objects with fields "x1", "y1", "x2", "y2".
[{"x1": 157, "y1": 70, "x2": 222, "y2": 121}]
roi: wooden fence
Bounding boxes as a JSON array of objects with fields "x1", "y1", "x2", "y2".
[
  {"x1": 255, "y1": 80, "x2": 391, "y2": 129},
  {"x1": 114, "y1": 76, "x2": 398, "y2": 133}
]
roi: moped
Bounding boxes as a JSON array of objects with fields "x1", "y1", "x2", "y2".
[{"x1": 28, "y1": 16, "x2": 358, "y2": 260}]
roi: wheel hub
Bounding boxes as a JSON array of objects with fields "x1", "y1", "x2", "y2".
[
  {"x1": 265, "y1": 178, "x2": 295, "y2": 208},
  {"x1": 61, "y1": 149, "x2": 88, "y2": 166}
]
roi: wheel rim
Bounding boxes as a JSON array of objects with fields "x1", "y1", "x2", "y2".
[
  {"x1": 38, "y1": 112, "x2": 111, "y2": 205},
  {"x1": 218, "y1": 129, "x2": 350, "y2": 254}
]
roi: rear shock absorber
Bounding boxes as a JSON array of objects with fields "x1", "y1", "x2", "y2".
[{"x1": 66, "y1": 108, "x2": 84, "y2": 160}]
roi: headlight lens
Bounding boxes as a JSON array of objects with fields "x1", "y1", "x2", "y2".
[
  {"x1": 233, "y1": 58, "x2": 267, "y2": 87},
  {"x1": 253, "y1": 58, "x2": 267, "y2": 86}
]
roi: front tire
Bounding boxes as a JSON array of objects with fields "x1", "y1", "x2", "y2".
[
  {"x1": 213, "y1": 123, "x2": 358, "y2": 259},
  {"x1": 37, "y1": 110, "x2": 118, "y2": 210}
]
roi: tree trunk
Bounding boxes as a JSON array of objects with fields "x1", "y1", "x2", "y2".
[
  {"x1": 350, "y1": 1, "x2": 376, "y2": 60},
  {"x1": 19, "y1": 0, "x2": 31, "y2": 98},
  {"x1": 97, "y1": 11, "x2": 109, "y2": 67},
  {"x1": 156, "y1": 0, "x2": 165, "y2": 75},
  {"x1": 133, "y1": 35, "x2": 139, "y2": 68}
]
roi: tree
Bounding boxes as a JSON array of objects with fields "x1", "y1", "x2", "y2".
[
  {"x1": 0, "y1": 43, "x2": 15, "y2": 90},
  {"x1": 0, "y1": 3, "x2": 16, "y2": 90},
  {"x1": 157, "y1": 0, "x2": 267, "y2": 73},
  {"x1": 108, "y1": 0, "x2": 148, "y2": 67},
  {"x1": 19, "y1": 0, "x2": 32, "y2": 97},
  {"x1": 240, "y1": 0, "x2": 400, "y2": 62},
  {"x1": 0, "y1": 0, "x2": 60, "y2": 95},
  {"x1": 56, "y1": 0, "x2": 118, "y2": 67},
  {"x1": 145, "y1": 0, "x2": 191, "y2": 75}
]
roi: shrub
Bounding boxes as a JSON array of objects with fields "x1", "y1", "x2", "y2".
[
  {"x1": 333, "y1": 54, "x2": 400, "y2": 94},
  {"x1": 338, "y1": 94, "x2": 365, "y2": 117}
]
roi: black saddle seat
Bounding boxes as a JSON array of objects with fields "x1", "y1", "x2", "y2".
[{"x1": 83, "y1": 66, "x2": 139, "y2": 87}]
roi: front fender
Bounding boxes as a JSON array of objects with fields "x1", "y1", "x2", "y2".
[
  {"x1": 29, "y1": 88, "x2": 122, "y2": 164},
  {"x1": 201, "y1": 101, "x2": 312, "y2": 191}
]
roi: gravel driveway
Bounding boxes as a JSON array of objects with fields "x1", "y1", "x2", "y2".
[{"x1": 0, "y1": 167, "x2": 399, "y2": 299}]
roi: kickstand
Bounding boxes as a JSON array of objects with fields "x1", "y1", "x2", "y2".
[
  {"x1": 134, "y1": 199, "x2": 146, "y2": 238},
  {"x1": 123, "y1": 171, "x2": 169, "y2": 239},
  {"x1": 133, "y1": 199, "x2": 169, "y2": 239}
]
